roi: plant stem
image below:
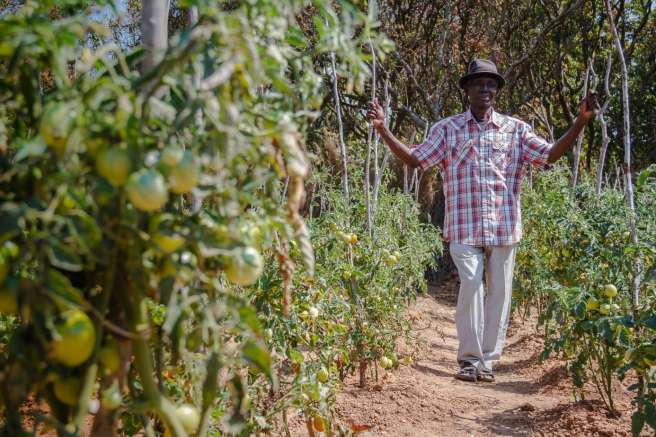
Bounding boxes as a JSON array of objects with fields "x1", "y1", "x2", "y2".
[
  {"x1": 132, "y1": 333, "x2": 188, "y2": 437},
  {"x1": 114, "y1": 276, "x2": 187, "y2": 437}
]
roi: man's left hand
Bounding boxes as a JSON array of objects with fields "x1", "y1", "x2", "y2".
[{"x1": 578, "y1": 92, "x2": 600, "y2": 123}]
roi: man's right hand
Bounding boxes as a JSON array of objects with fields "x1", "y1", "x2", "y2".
[{"x1": 366, "y1": 99, "x2": 385, "y2": 129}]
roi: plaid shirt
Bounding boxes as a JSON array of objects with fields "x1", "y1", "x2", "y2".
[{"x1": 411, "y1": 109, "x2": 552, "y2": 246}]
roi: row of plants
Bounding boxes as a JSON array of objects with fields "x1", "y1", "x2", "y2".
[
  {"x1": 0, "y1": 1, "x2": 440, "y2": 435},
  {"x1": 252, "y1": 177, "x2": 440, "y2": 434},
  {"x1": 514, "y1": 168, "x2": 656, "y2": 435}
]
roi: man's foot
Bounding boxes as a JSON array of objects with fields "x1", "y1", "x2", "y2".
[
  {"x1": 455, "y1": 363, "x2": 478, "y2": 382},
  {"x1": 477, "y1": 368, "x2": 495, "y2": 382}
]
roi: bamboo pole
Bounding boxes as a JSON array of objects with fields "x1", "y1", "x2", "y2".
[
  {"x1": 595, "y1": 54, "x2": 613, "y2": 195},
  {"x1": 329, "y1": 52, "x2": 351, "y2": 211},
  {"x1": 571, "y1": 63, "x2": 590, "y2": 187},
  {"x1": 364, "y1": 39, "x2": 377, "y2": 240},
  {"x1": 604, "y1": 0, "x2": 641, "y2": 312},
  {"x1": 141, "y1": 0, "x2": 169, "y2": 74},
  {"x1": 371, "y1": 80, "x2": 391, "y2": 225}
]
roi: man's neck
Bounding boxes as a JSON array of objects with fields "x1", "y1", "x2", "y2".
[{"x1": 470, "y1": 107, "x2": 493, "y2": 122}]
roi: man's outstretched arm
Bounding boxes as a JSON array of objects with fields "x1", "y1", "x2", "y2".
[
  {"x1": 547, "y1": 93, "x2": 599, "y2": 163},
  {"x1": 367, "y1": 99, "x2": 421, "y2": 168}
]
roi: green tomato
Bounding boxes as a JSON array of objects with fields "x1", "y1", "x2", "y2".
[
  {"x1": 1, "y1": 241, "x2": 19, "y2": 259},
  {"x1": 175, "y1": 404, "x2": 200, "y2": 435},
  {"x1": 100, "y1": 382, "x2": 122, "y2": 410},
  {"x1": 317, "y1": 367, "x2": 329, "y2": 383},
  {"x1": 385, "y1": 255, "x2": 398, "y2": 266},
  {"x1": 96, "y1": 147, "x2": 131, "y2": 186},
  {"x1": 152, "y1": 232, "x2": 185, "y2": 254},
  {"x1": 168, "y1": 151, "x2": 199, "y2": 194},
  {"x1": 53, "y1": 377, "x2": 81, "y2": 406},
  {"x1": 338, "y1": 231, "x2": 351, "y2": 243},
  {"x1": 380, "y1": 356, "x2": 393, "y2": 369},
  {"x1": 342, "y1": 270, "x2": 352, "y2": 280},
  {"x1": 599, "y1": 304, "x2": 611, "y2": 316},
  {"x1": 51, "y1": 309, "x2": 96, "y2": 367},
  {"x1": 99, "y1": 341, "x2": 121, "y2": 375},
  {"x1": 603, "y1": 284, "x2": 618, "y2": 298},
  {"x1": 224, "y1": 246, "x2": 264, "y2": 286},
  {"x1": 126, "y1": 169, "x2": 168, "y2": 212},
  {"x1": 160, "y1": 145, "x2": 184, "y2": 166},
  {"x1": 40, "y1": 102, "x2": 75, "y2": 154}
]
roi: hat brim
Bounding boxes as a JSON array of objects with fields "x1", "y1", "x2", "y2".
[{"x1": 459, "y1": 72, "x2": 505, "y2": 89}]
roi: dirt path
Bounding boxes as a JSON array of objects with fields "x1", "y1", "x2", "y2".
[{"x1": 329, "y1": 279, "x2": 636, "y2": 437}]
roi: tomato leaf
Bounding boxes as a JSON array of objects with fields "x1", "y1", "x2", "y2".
[
  {"x1": 45, "y1": 268, "x2": 83, "y2": 308},
  {"x1": 645, "y1": 402, "x2": 656, "y2": 430},
  {"x1": 202, "y1": 352, "x2": 221, "y2": 410},
  {"x1": 238, "y1": 305, "x2": 262, "y2": 335},
  {"x1": 0, "y1": 203, "x2": 21, "y2": 241},
  {"x1": 242, "y1": 339, "x2": 274, "y2": 385},
  {"x1": 288, "y1": 348, "x2": 304, "y2": 364},
  {"x1": 632, "y1": 411, "x2": 646, "y2": 437},
  {"x1": 47, "y1": 239, "x2": 83, "y2": 272},
  {"x1": 642, "y1": 315, "x2": 656, "y2": 330},
  {"x1": 13, "y1": 137, "x2": 46, "y2": 162},
  {"x1": 67, "y1": 210, "x2": 102, "y2": 250}
]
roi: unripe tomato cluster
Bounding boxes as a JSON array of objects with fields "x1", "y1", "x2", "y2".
[
  {"x1": 330, "y1": 223, "x2": 358, "y2": 245},
  {"x1": 585, "y1": 284, "x2": 620, "y2": 316},
  {"x1": 379, "y1": 356, "x2": 393, "y2": 369},
  {"x1": 382, "y1": 249, "x2": 401, "y2": 266},
  {"x1": 39, "y1": 104, "x2": 201, "y2": 214},
  {"x1": 338, "y1": 231, "x2": 358, "y2": 244}
]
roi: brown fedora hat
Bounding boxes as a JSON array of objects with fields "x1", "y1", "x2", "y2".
[{"x1": 459, "y1": 59, "x2": 505, "y2": 89}]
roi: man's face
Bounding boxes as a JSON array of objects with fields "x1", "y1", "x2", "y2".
[{"x1": 465, "y1": 76, "x2": 499, "y2": 110}]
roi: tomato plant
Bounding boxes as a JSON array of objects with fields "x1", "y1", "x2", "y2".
[
  {"x1": 515, "y1": 168, "x2": 656, "y2": 431},
  {"x1": 0, "y1": 1, "x2": 396, "y2": 435}
]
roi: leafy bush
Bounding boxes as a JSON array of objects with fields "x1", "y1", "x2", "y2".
[
  {"x1": 0, "y1": 1, "x2": 400, "y2": 435},
  {"x1": 515, "y1": 167, "x2": 656, "y2": 432}
]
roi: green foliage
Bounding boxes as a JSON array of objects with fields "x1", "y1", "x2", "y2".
[
  {"x1": 249, "y1": 146, "x2": 441, "y2": 431},
  {"x1": 0, "y1": 0, "x2": 413, "y2": 436},
  {"x1": 515, "y1": 168, "x2": 656, "y2": 432}
]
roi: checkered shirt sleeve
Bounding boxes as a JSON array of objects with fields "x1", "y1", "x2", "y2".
[
  {"x1": 411, "y1": 123, "x2": 447, "y2": 170},
  {"x1": 520, "y1": 123, "x2": 552, "y2": 170}
]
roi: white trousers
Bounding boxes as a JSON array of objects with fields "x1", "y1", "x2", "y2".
[{"x1": 449, "y1": 243, "x2": 517, "y2": 371}]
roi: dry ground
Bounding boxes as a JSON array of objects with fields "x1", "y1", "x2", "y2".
[{"x1": 293, "y1": 277, "x2": 639, "y2": 437}]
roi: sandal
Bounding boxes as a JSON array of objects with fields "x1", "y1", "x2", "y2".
[
  {"x1": 477, "y1": 368, "x2": 495, "y2": 383},
  {"x1": 455, "y1": 364, "x2": 478, "y2": 382}
]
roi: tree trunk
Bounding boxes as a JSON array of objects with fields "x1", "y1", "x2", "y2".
[
  {"x1": 604, "y1": 0, "x2": 640, "y2": 312},
  {"x1": 364, "y1": 40, "x2": 377, "y2": 240},
  {"x1": 329, "y1": 52, "x2": 350, "y2": 211},
  {"x1": 141, "y1": 0, "x2": 169, "y2": 73},
  {"x1": 595, "y1": 54, "x2": 613, "y2": 195},
  {"x1": 571, "y1": 64, "x2": 590, "y2": 187}
]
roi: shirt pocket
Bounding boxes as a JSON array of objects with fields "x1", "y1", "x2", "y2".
[
  {"x1": 491, "y1": 141, "x2": 510, "y2": 168},
  {"x1": 452, "y1": 139, "x2": 475, "y2": 168}
]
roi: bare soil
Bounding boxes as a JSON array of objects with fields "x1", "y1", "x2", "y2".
[{"x1": 293, "y1": 278, "x2": 639, "y2": 436}]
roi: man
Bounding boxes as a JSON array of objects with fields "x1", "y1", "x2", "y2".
[{"x1": 367, "y1": 59, "x2": 597, "y2": 382}]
